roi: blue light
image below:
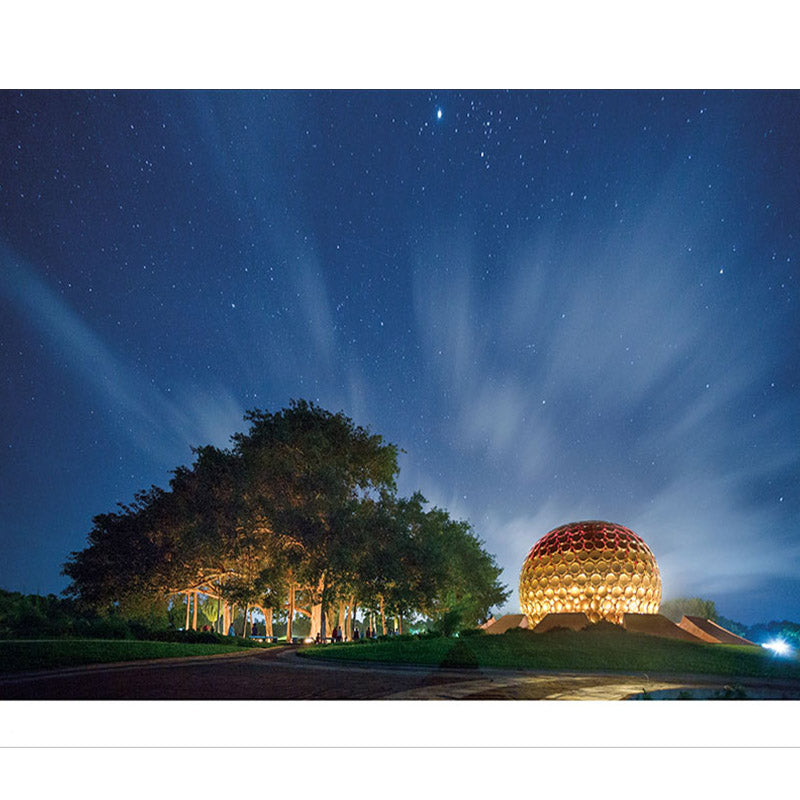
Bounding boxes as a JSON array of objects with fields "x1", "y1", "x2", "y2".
[{"x1": 436, "y1": 108, "x2": 443, "y2": 121}]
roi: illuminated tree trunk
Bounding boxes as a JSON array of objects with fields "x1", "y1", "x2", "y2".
[
  {"x1": 184, "y1": 592, "x2": 190, "y2": 630},
  {"x1": 310, "y1": 602, "x2": 322, "y2": 638},
  {"x1": 325, "y1": 607, "x2": 335, "y2": 640},
  {"x1": 380, "y1": 596, "x2": 386, "y2": 635},
  {"x1": 309, "y1": 574, "x2": 325, "y2": 639},
  {"x1": 346, "y1": 595, "x2": 355, "y2": 640},
  {"x1": 338, "y1": 600, "x2": 346, "y2": 640},
  {"x1": 192, "y1": 590, "x2": 198, "y2": 631},
  {"x1": 398, "y1": 614, "x2": 403, "y2": 635},
  {"x1": 286, "y1": 583, "x2": 295, "y2": 642},
  {"x1": 242, "y1": 605, "x2": 249, "y2": 638},
  {"x1": 264, "y1": 608, "x2": 273, "y2": 638}
]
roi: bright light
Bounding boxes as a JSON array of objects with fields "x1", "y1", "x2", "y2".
[
  {"x1": 762, "y1": 638, "x2": 793, "y2": 657},
  {"x1": 436, "y1": 108, "x2": 443, "y2": 120}
]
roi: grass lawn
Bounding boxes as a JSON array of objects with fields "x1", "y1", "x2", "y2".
[
  {"x1": 298, "y1": 629, "x2": 800, "y2": 680},
  {"x1": 0, "y1": 639, "x2": 268, "y2": 675}
]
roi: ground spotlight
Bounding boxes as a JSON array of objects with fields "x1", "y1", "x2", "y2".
[{"x1": 762, "y1": 638, "x2": 793, "y2": 657}]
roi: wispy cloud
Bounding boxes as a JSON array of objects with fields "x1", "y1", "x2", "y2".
[
  {"x1": 407, "y1": 193, "x2": 798, "y2": 622},
  {"x1": 1, "y1": 243, "x2": 245, "y2": 462}
]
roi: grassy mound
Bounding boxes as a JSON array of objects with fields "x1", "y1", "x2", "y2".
[
  {"x1": 298, "y1": 628, "x2": 800, "y2": 680},
  {"x1": 0, "y1": 639, "x2": 269, "y2": 675}
]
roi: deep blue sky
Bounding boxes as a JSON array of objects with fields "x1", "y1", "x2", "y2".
[{"x1": 1, "y1": 90, "x2": 798, "y2": 624}]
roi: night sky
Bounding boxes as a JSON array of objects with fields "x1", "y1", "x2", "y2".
[{"x1": 1, "y1": 90, "x2": 798, "y2": 624}]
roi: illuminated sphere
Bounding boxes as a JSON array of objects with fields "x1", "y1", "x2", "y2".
[{"x1": 519, "y1": 520, "x2": 661, "y2": 626}]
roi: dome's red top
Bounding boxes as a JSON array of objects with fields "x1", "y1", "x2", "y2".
[{"x1": 524, "y1": 520, "x2": 651, "y2": 562}]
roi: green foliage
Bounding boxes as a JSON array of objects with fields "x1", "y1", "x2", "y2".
[
  {"x1": 458, "y1": 628, "x2": 487, "y2": 637},
  {"x1": 715, "y1": 615, "x2": 748, "y2": 637},
  {"x1": 439, "y1": 639, "x2": 479, "y2": 669},
  {"x1": 743, "y1": 620, "x2": 800, "y2": 648},
  {"x1": 60, "y1": 400, "x2": 509, "y2": 635},
  {"x1": 0, "y1": 589, "x2": 269, "y2": 644},
  {"x1": 437, "y1": 608, "x2": 463, "y2": 638},
  {"x1": 659, "y1": 596, "x2": 718, "y2": 623},
  {"x1": 581, "y1": 620, "x2": 627, "y2": 634},
  {"x1": 0, "y1": 639, "x2": 258, "y2": 675},
  {"x1": 299, "y1": 628, "x2": 800, "y2": 680},
  {"x1": 0, "y1": 589, "x2": 107, "y2": 639}
]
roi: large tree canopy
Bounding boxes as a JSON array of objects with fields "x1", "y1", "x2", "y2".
[{"x1": 63, "y1": 401, "x2": 508, "y2": 634}]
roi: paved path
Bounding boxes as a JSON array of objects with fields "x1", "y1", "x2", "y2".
[{"x1": 3, "y1": 647, "x2": 800, "y2": 700}]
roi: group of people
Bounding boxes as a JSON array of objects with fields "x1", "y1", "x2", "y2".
[
  {"x1": 313, "y1": 625, "x2": 379, "y2": 644},
  {"x1": 205, "y1": 621, "x2": 384, "y2": 641}
]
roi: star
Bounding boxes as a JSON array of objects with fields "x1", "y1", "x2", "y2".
[{"x1": 436, "y1": 108, "x2": 443, "y2": 121}]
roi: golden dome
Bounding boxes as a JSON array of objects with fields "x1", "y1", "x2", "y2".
[{"x1": 519, "y1": 520, "x2": 661, "y2": 626}]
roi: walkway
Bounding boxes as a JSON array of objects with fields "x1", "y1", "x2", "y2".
[{"x1": 2, "y1": 646, "x2": 800, "y2": 700}]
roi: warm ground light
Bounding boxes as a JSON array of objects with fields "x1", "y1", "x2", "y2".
[{"x1": 298, "y1": 629, "x2": 800, "y2": 680}]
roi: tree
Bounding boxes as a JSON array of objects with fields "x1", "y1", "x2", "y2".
[
  {"x1": 349, "y1": 492, "x2": 509, "y2": 634},
  {"x1": 231, "y1": 400, "x2": 399, "y2": 638},
  {"x1": 659, "y1": 596, "x2": 718, "y2": 623},
  {"x1": 63, "y1": 486, "x2": 180, "y2": 611},
  {"x1": 61, "y1": 400, "x2": 509, "y2": 638},
  {"x1": 413, "y1": 501, "x2": 508, "y2": 631}
]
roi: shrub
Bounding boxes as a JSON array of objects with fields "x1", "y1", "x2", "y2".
[
  {"x1": 439, "y1": 640, "x2": 478, "y2": 669},
  {"x1": 438, "y1": 609, "x2": 462, "y2": 638},
  {"x1": 581, "y1": 620, "x2": 626, "y2": 634}
]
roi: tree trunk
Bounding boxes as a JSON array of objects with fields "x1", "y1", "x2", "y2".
[
  {"x1": 243, "y1": 605, "x2": 249, "y2": 638},
  {"x1": 398, "y1": 614, "x2": 403, "y2": 635},
  {"x1": 184, "y1": 592, "x2": 190, "y2": 630},
  {"x1": 192, "y1": 590, "x2": 198, "y2": 631},
  {"x1": 286, "y1": 583, "x2": 295, "y2": 642},
  {"x1": 347, "y1": 595, "x2": 355, "y2": 640},
  {"x1": 338, "y1": 600, "x2": 346, "y2": 640},
  {"x1": 310, "y1": 601, "x2": 322, "y2": 639},
  {"x1": 264, "y1": 607, "x2": 273, "y2": 638},
  {"x1": 380, "y1": 596, "x2": 387, "y2": 635},
  {"x1": 309, "y1": 574, "x2": 325, "y2": 639},
  {"x1": 325, "y1": 608, "x2": 335, "y2": 640}
]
